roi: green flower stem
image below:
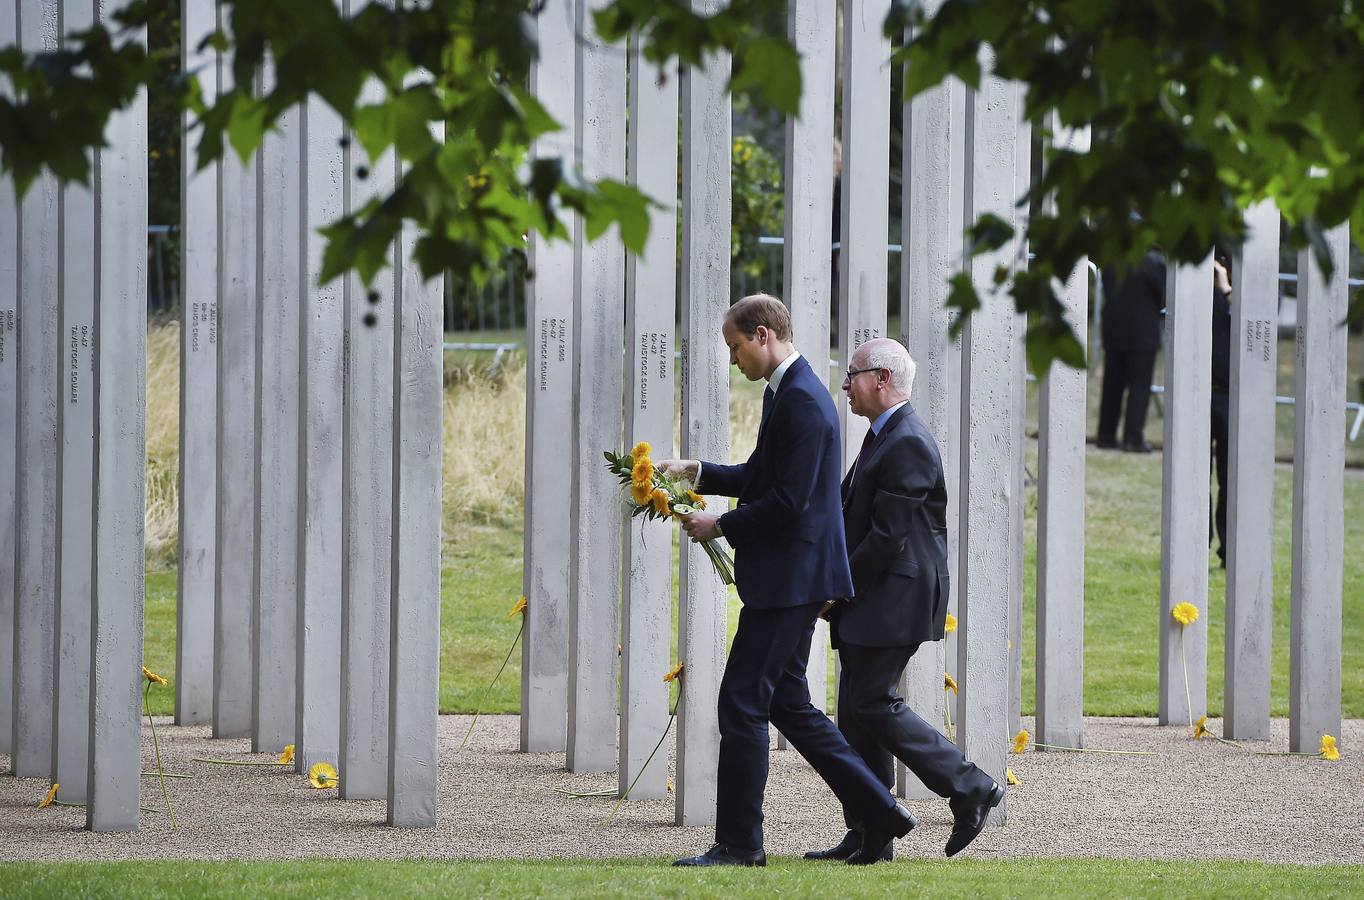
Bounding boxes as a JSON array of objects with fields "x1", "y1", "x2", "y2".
[
  {"x1": 189, "y1": 758, "x2": 292, "y2": 766},
  {"x1": 606, "y1": 690, "x2": 681, "y2": 824},
  {"x1": 1180, "y1": 627, "x2": 1193, "y2": 729},
  {"x1": 141, "y1": 772, "x2": 194, "y2": 778},
  {"x1": 1253, "y1": 750, "x2": 1323, "y2": 757},
  {"x1": 460, "y1": 617, "x2": 525, "y2": 751},
  {"x1": 1032, "y1": 742, "x2": 1156, "y2": 756},
  {"x1": 943, "y1": 688, "x2": 955, "y2": 742},
  {"x1": 145, "y1": 681, "x2": 178, "y2": 829},
  {"x1": 551, "y1": 787, "x2": 617, "y2": 798}
]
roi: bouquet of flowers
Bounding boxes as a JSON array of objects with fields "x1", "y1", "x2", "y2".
[{"x1": 604, "y1": 442, "x2": 735, "y2": 585}]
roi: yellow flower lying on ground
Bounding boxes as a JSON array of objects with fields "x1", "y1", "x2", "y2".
[
  {"x1": 945, "y1": 613, "x2": 957, "y2": 634},
  {"x1": 685, "y1": 489, "x2": 707, "y2": 510},
  {"x1": 142, "y1": 666, "x2": 168, "y2": 686},
  {"x1": 1321, "y1": 735, "x2": 1340, "y2": 761},
  {"x1": 630, "y1": 441, "x2": 651, "y2": 461},
  {"x1": 943, "y1": 673, "x2": 958, "y2": 694},
  {"x1": 38, "y1": 783, "x2": 59, "y2": 809},
  {"x1": 1012, "y1": 730, "x2": 1030, "y2": 754},
  {"x1": 1193, "y1": 716, "x2": 1209, "y2": 739},
  {"x1": 1171, "y1": 602, "x2": 1200, "y2": 626},
  {"x1": 278, "y1": 744, "x2": 295, "y2": 766},
  {"x1": 663, "y1": 661, "x2": 685, "y2": 683},
  {"x1": 308, "y1": 762, "x2": 339, "y2": 789},
  {"x1": 507, "y1": 596, "x2": 527, "y2": 619},
  {"x1": 1005, "y1": 768, "x2": 1020, "y2": 786},
  {"x1": 649, "y1": 488, "x2": 671, "y2": 517}
]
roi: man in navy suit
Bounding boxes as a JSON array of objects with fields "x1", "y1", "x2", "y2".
[
  {"x1": 662, "y1": 295, "x2": 915, "y2": 867},
  {"x1": 803, "y1": 337, "x2": 1002, "y2": 863}
]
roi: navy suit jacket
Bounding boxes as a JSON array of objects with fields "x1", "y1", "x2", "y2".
[{"x1": 696, "y1": 355, "x2": 854, "y2": 610}]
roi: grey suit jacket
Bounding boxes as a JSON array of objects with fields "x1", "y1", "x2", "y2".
[{"x1": 835, "y1": 403, "x2": 950, "y2": 648}]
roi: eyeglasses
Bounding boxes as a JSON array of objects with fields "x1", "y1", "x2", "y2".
[{"x1": 842, "y1": 367, "x2": 883, "y2": 385}]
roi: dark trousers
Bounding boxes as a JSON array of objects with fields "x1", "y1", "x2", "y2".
[
  {"x1": 1097, "y1": 348, "x2": 1158, "y2": 445},
  {"x1": 835, "y1": 639, "x2": 995, "y2": 828},
  {"x1": 1210, "y1": 391, "x2": 1229, "y2": 562},
  {"x1": 715, "y1": 601, "x2": 894, "y2": 851}
]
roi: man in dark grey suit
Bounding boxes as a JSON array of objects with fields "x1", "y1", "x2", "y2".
[{"x1": 805, "y1": 337, "x2": 1003, "y2": 862}]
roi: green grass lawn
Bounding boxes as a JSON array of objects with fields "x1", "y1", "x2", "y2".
[
  {"x1": 4, "y1": 858, "x2": 1363, "y2": 899},
  {"x1": 142, "y1": 443, "x2": 1364, "y2": 719}
]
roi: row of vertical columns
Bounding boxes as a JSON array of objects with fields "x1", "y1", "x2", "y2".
[
  {"x1": 618, "y1": 39, "x2": 677, "y2": 800},
  {"x1": 1034, "y1": 121, "x2": 1088, "y2": 751},
  {"x1": 1288, "y1": 225, "x2": 1348, "y2": 752},
  {"x1": 520, "y1": 0, "x2": 574, "y2": 755},
  {"x1": 956, "y1": 69, "x2": 1024, "y2": 825},
  {"x1": 898, "y1": 14, "x2": 963, "y2": 796},
  {"x1": 565, "y1": 0, "x2": 625, "y2": 775},
  {"x1": 2, "y1": 0, "x2": 146, "y2": 828},
  {"x1": 780, "y1": 0, "x2": 836, "y2": 740},
  {"x1": 1158, "y1": 254, "x2": 1213, "y2": 725},
  {"x1": 675, "y1": 0, "x2": 731, "y2": 826},
  {"x1": 172, "y1": 0, "x2": 440, "y2": 821},
  {"x1": 1223, "y1": 201, "x2": 1279, "y2": 740}
]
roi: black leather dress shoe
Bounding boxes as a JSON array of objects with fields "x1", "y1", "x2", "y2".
[
  {"x1": 847, "y1": 804, "x2": 916, "y2": 865},
  {"x1": 1094, "y1": 437, "x2": 1120, "y2": 450},
  {"x1": 945, "y1": 782, "x2": 1005, "y2": 858},
  {"x1": 1121, "y1": 440, "x2": 1154, "y2": 453},
  {"x1": 804, "y1": 829, "x2": 890, "y2": 861},
  {"x1": 673, "y1": 843, "x2": 767, "y2": 867}
]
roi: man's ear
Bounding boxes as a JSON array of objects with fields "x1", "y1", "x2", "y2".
[{"x1": 755, "y1": 325, "x2": 768, "y2": 345}]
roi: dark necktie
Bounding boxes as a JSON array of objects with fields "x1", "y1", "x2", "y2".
[
  {"x1": 758, "y1": 386, "x2": 775, "y2": 435},
  {"x1": 853, "y1": 427, "x2": 875, "y2": 476}
]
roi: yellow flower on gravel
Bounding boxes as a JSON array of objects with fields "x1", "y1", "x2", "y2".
[
  {"x1": 650, "y1": 488, "x2": 671, "y2": 517},
  {"x1": 278, "y1": 744, "x2": 295, "y2": 766},
  {"x1": 142, "y1": 666, "x2": 168, "y2": 686},
  {"x1": 630, "y1": 441, "x2": 652, "y2": 461},
  {"x1": 38, "y1": 783, "x2": 59, "y2": 809},
  {"x1": 1321, "y1": 735, "x2": 1340, "y2": 761},
  {"x1": 1193, "y1": 716, "x2": 1209, "y2": 739},
  {"x1": 945, "y1": 613, "x2": 957, "y2": 634},
  {"x1": 1012, "y1": 730, "x2": 1030, "y2": 754},
  {"x1": 308, "y1": 762, "x2": 339, "y2": 789},
  {"x1": 507, "y1": 596, "x2": 527, "y2": 619},
  {"x1": 685, "y1": 490, "x2": 707, "y2": 510},
  {"x1": 1171, "y1": 602, "x2": 1200, "y2": 627},
  {"x1": 1005, "y1": 768, "x2": 1020, "y2": 786},
  {"x1": 943, "y1": 673, "x2": 958, "y2": 694},
  {"x1": 663, "y1": 661, "x2": 685, "y2": 683}
]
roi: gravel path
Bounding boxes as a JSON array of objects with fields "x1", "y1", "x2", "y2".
[{"x1": 1, "y1": 715, "x2": 1360, "y2": 864}]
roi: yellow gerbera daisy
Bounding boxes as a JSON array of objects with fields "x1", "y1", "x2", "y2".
[
  {"x1": 1005, "y1": 767, "x2": 1021, "y2": 786},
  {"x1": 945, "y1": 613, "x2": 957, "y2": 634},
  {"x1": 308, "y1": 762, "x2": 339, "y2": 789},
  {"x1": 943, "y1": 673, "x2": 958, "y2": 694},
  {"x1": 1193, "y1": 716, "x2": 1209, "y2": 739},
  {"x1": 631, "y1": 479, "x2": 652, "y2": 506},
  {"x1": 507, "y1": 596, "x2": 527, "y2": 618},
  {"x1": 650, "y1": 488, "x2": 670, "y2": 517},
  {"x1": 1321, "y1": 734, "x2": 1340, "y2": 761},
  {"x1": 630, "y1": 441, "x2": 652, "y2": 461},
  {"x1": 142, "y1": 666, "x2": 168, "y2": 686},
  {"x1": 1012, "y1": 730, "x2": 1030, "y2": 754},
  {"x1": 663, "y1": 661, "x2": 685, "y2": 683},
  {"x1": 1171, "y1": 602, "x2": 1200, "y2": 626},
  {"x1": 632, "y1": 457, "x2": 654, "y2": 486},
  {"x1": 278, "y1": 744, "x2": 295, "y2": 766},
  {"x1": 38, "y1": 783, "x2": 59, "y2": 809},
  {"x1": 685, "y1": 490, "x2": 707, "y2": 510}
]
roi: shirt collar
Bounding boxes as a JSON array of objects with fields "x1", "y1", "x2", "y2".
[
  {"x1": 767, "y1": 350, "x2": 801, "y2": 393},
  {"x1": 870, "y1": 400, "x2": 909, "y2": 436}
]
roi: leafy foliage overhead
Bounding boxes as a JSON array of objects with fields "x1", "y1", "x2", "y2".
[{"x1": 2, "y1": 0, "x2": 1361, "y2": 371}]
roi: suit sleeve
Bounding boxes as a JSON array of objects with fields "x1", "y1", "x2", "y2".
[
  {"x1": 695, "y1": 461, "x2": 745, "y2": 498},
  {"x1": 846, "y1": 432, "x2": 937, "y2": 600},
  {"x1": 715, "y1": 391, "x2": 824, "y2": 548}
]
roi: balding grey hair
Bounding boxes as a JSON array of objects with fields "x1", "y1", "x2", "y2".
[{"x1": 860, "y1": 338, "x2": 916, "y2": 397}]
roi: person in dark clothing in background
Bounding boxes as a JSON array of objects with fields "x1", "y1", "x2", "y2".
[
  {"x1": 1097, "y1": 249, "x2": 1167, "y2": 452},
  {"x1": 1210, "y1": 249, "x2": 1234, "y2": 568}
]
